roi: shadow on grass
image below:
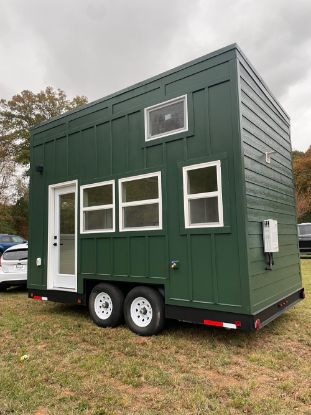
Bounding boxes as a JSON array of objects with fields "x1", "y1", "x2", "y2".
[
  {"x1": 3, "y1": 285, "x2": 28, "y2": 294},
  {"x1": 37, "y1": 299, "x2": 293, "y2": 347},
  {"x1": 163, "y1": 312, "x2": 291, "y2": 346}
]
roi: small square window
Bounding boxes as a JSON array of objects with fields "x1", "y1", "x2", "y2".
[
  {"x1": 80, "y1": 181, "x2": 115, "y2": 233},
  {"x1": 183, "y1": 161, "x2": 223, "y2": 228},
  {"x1": 145, "y1": 95, "x2": 188, "y2": 141},
  {"x1": 119, "y1": 172, "x2": 162, "y2": 231}
]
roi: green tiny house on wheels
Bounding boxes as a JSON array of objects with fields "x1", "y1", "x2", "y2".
[{"x1": 28, "y1": 44, "x2": 304, "y2": 335}]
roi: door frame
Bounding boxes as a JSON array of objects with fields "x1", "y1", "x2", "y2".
[{"x1": 47, "y1": 180, "x2": 78, "y2": 292}]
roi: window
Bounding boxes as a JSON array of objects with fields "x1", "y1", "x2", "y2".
[
  {"x1": 119, "y1": 172, "x2": 162, "y2": 231},
  {"x1": 183, "y1": 161, "x2": 223, "y2": 228},
  {"x1": 80, "y1": 181, "x2": 115, "y2": 233},
  {"x1": 298, "y1": 224, "x2": 311, "y2": 236},
  {"x1": 3, "y1": 249, "x2": 28, "y2": 261},
  {"x1": 145, "y1": 95, "x2": 188, "y2": 141}
]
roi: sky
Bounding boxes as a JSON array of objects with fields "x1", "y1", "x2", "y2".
[{"x1": 0, "y1": 0, "x2": 310, "y2": 151}]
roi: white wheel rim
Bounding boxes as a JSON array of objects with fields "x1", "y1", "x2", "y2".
[
  {"x1": 130, "y1": 296, "x2": 153, "y2": 327},
  {"x1": 94, "y1": 292, "x2": 113, "y2": 320}
]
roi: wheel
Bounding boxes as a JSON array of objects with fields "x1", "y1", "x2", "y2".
[
  {"x1": 88, "y1": 283, "x2": 124, "y2": 328},
  {"x1": 0, "y1": 283, "x2": 7, "y2": 292},
  {"x1": 124, "y1": 286, "x2": 165, "y2": 336}
]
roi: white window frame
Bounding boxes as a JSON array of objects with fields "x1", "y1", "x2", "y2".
[
  {"x1": 80, "y1": 180, "x2": 115, "y2": 234},
  {"x1": 144, "y1": 95, "x2": 188, "y2": 142},
  {"x1": 119, "y1": 171, "x2": 162, "y2": 232},
  {"x1": 183, "y1": 160, "x2": 224, "y2": 229}
]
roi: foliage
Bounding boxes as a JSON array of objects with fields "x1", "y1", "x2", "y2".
[
  {"x1": 10, "y1": 180, "x2": 29, "y2": 238},
  {"x1": 293, "y1": 146, "x2": 311, "y2": 222},
  {"x1": 0, "y1": 86, "x2": 88, "y2": 166},
  {"x1": 0, "y1": 87, "x2": 88, "y2": 235},
  {"x1": 0, "y1": 124, "x2": 16, "y2": 204},
  {"x1": 0, "y1": 204, "x2": 16, "y2": 234}
]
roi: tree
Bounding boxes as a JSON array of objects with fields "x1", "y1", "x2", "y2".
[
  {"x1": 0, "y1": 123, "x2": 16, "y2": 204},
  {"x1": 0, "y1": 87, "x2": 88, "y2": 165},
  {"x1": 293, "y1": 146, "x2": 311, "y2": 222},
  {"x1": 0, "y1": 87, "x2": 88, "y2": 236}
]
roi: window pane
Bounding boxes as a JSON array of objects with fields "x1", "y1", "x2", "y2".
[
  {"x1": 83, "y1": 184, "x2": 112, "y2": 207},
  {"x1": 149, "y1": 100, "x2": 185, "y2": 137},
  {"x1": 124, "y1": 204, "x2": 159, "y2": 228},
  {"x1": 0, "y1": 236, "x2": 12, "y2": 242},
  {"x1": 11, "y1": 235, "x2": 24, "y2": 243},
  {"x1": 59, "y1": 192, "x2": 75, "y2": 275},
  {"x1": 122, "y1": 177, "x2": 158, "y2": 202},
  {"x1": 3, "y1": 249, "x2": 28, "y2": 261},
  {"x1": 188, "y1": 166, "x2": 217, "y2": 194},
  {"x1": 189, "y1": 197, "x2": 219, "y2": 224},
  {"x1": 298, "y1": 224, "x2": 311, "y2": 235},
  {"x1": 84, "y1": 209, "x2": 113, "y2": 231}
]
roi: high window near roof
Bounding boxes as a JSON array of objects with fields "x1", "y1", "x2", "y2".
[{"x1": 144, "y1": 95, "x2": 188, "y2": 141}]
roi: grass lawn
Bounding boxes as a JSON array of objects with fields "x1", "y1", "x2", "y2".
[{"x1": 0, "y1": 261, "x2": 310, "y2": 415}]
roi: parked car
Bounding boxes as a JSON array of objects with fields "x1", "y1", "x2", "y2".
[
  {"x1": 0, "y1": 243, "x2": 28, "y2": 290},
  {"x1": 298, "y1": 223, "x2": 311, "y2": 254},
  {"x1": 0, "y1": 234, "x2": 27, "y2": 256}
]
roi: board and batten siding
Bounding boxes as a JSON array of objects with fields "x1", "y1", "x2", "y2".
[
  {"x1": 29, "y1": 46, "x2": 250, "y2": 314},
  {"x1": 237, "y1": 52, "x2": 302, "y2": 313}
]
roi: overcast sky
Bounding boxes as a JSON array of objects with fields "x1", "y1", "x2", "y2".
[{"x1": 1, "y1": 0, "x2": 310, "y2": 151}]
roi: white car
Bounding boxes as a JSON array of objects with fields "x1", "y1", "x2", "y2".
[{"x1": 0, "y1": 243, "x2": 28, "y2": 290}]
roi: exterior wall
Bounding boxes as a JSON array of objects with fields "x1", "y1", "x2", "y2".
[
  {"x1": 237, "y1": 51, "x2": 302, "y2": 314},
  {"x1": 29, "y1": 45, "x2": 250, "y2": 314}
]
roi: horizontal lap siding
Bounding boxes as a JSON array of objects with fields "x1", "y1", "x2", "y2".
[{"x1": 239, "y1": 56, "x2": 301, "y2": 313}]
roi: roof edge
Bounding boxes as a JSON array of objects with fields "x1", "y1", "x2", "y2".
[{"x1": 32, "y1": 43, "x2": 240, "y2": 131}]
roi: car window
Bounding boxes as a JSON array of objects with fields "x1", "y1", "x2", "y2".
[
  {"x1": 0, "y1": 235, "x2": 12, "y2": 242},
  {"x1": 298, "y1": 224, "x2": 311, "y2": 236},
  {"x1": 3, "y1": 249, "x2": 28, "y2": 261},
  {"x1": 11, "y1": 235, "x2": 25, "y2": 243}
]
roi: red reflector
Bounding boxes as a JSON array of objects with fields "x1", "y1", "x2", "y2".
[
  {"x1": 255, "y1": 319, "x2": 261, "y2": 330},
  {"x1": 33, "y1": 296, "x2": 42, "y2": 300},
  {"x1": 203, "y1": 319, "x2": 223, "y2": 327}
]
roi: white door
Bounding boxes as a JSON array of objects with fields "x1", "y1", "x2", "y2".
[{"x1": 48, "y1": 182, "x2": 77, "y2": 291}]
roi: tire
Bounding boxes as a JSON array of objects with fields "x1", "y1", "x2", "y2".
[
  {"x1": 89, "y1": 283, "x2": 124, "y2": 328},
  {"x1": 124, "y1": 286, "x2": 165, "y2": 336},
  {"x1": 0, "y1": 283, "x2": 7, "y2": 292}
]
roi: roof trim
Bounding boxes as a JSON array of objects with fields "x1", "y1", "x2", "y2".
[{"x1": 32, "y1": 43, "x2": 239, "y2": 131}]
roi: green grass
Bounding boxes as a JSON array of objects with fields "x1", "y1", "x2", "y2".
[{"x1": 0, "y1": 261, "x2": 310, "y2": 415}]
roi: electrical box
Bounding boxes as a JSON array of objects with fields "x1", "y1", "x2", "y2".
[{"x1": 263, "y1": 220, "x2": 279, "y2": 252}]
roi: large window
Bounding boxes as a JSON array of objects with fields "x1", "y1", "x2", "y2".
[
  {"x1": 183, "y1": 161, "x2": 223, "y2": 228},
  {"x1": 80, "y1": 181, "x2": 115, "y2": 233},
  {"x1": 119, "y1": 172, "x2": 162, "y2": 231},
  {"x1": 144, "y1": 95, "x2": 188, "y2": 141}
]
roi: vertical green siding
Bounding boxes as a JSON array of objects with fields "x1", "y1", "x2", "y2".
[
  {"x1": 28, "y1": 144, "x2": 45, "y2": 288},
  {"x1": 238, "y1": 52, "x2": 301, "y2": 313},
  {"x1": 29, "y1": 45, "x2": 257, "y2": 314}
]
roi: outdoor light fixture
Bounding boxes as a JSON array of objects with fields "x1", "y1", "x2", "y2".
[
  {"x1": 265, "y1": 150, "x2": 276, "y2": 164},
  {"x1": 35, "y1": 165, "x2": 44, "y2": 174}
]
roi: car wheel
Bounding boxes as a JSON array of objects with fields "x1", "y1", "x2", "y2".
[
  {"x1": 0, "y1": 283, "x2": 7, "y2": 292},
  {"x1": 124, "y1": 286, "x2": 165, "y2": 336},
  {"x1": 89, "y1": 283, "x2": 124, "y2": 328}
]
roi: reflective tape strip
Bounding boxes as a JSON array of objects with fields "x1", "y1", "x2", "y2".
[
  {"x1": 33, "y1": 296, "x2": 48, "y2": 301},
  {"x1": 203, "y1": 319, "x2": 237, "y2": 329},
  {"x1": 222, "y1": 322, "x2": 237, "y2": 329}
]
